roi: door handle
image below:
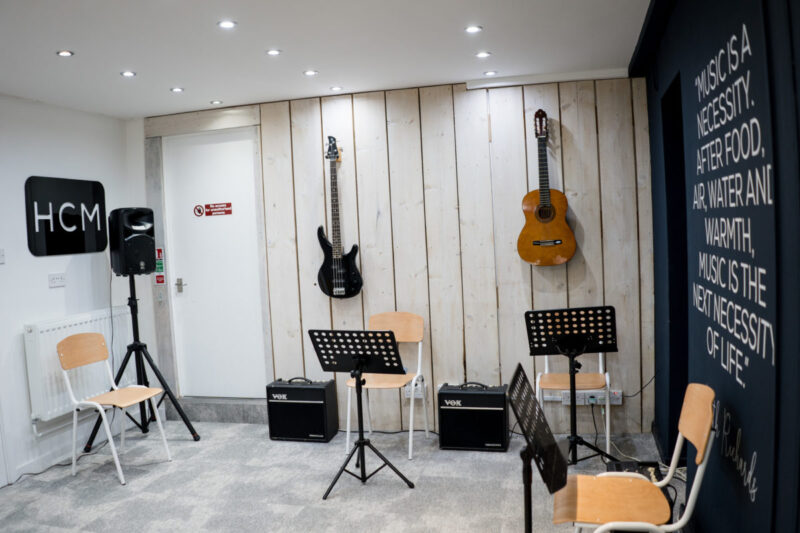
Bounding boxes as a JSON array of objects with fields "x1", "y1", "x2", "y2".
[{"x1": 176, "y1": 277, "x2": 188, "y2": 293}]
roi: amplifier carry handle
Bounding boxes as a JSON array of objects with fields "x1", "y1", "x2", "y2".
[
  {"x1": 288, "y1": 377, "x2": 313, "y2": 384},
  {"x1": 460, "y1": 381, "x2": 489, "y2": 390}
]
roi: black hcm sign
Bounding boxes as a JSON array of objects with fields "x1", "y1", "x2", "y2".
[{"x1": 25, "y1": 176, "x2": 107, "y2": 256}]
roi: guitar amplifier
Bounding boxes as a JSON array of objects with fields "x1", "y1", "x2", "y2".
[
  {"x1": 266, "y1": 377, "x2": 338, "y2": 442},
  {"x1": 438, "y1": 382, "x2": 509, "y2": 452}
]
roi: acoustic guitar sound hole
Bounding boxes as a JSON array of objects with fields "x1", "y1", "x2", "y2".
[{"x1": 535, "y1": 204, "x2": 555, "y2": 223}]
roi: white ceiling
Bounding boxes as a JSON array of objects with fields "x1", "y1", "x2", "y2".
[{"x1": 0, "y1": 0, "x2": 649, "y2": 119}]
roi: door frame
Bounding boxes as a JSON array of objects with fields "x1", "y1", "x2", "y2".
[{"x1": 144, "y1": 106, "x2": 274, "y2": 420}]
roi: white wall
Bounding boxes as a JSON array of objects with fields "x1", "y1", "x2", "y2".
[{"x1": 0, "y1": 94, "x2": 156, "y2": 484}]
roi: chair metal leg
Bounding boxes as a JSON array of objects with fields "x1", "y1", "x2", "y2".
[
  {"x1": 605, "y1": 387, "x2": 611, "y2": 454},
  {"x1": 150, "y1": 397, "x2": 171, "y2": 461},
  {"x1": 98, "y1": 408, "x2": 125, "y2": 485},
  {"x1": 71, "y1": 409, "x2": 78, "y2": 476},
  {"x1": 421, "y1": 378, "x2": 430, "y2": 437},
  {"x1": 119, "y1": 408, "x2": 125, "y2": 454},
  {"x1": 409, "y1": 379, "x2": 416, "y2": 460},
  {"x1": 346, "y1": 386, "x2": 352, "y2": 454}
]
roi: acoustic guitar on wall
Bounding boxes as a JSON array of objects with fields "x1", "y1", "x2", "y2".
[
  {"x1": 517, "y1": 109, "x2": 576, "y2": 266},
  {"x1": 317, "y1": 136, "x2": 363, "y2": 298}
]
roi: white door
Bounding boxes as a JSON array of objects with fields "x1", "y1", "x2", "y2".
[{"x1": 162, "y1": 127, "x2": 269, "y2": 398}]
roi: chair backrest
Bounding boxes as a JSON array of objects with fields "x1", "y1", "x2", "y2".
[
  {"x1": 57, "y1": 333, "x2": 109, "y2": 370},
  {"x1": 368, "y1": 312, "x2": 423, "y2": 343},
  {"x1": 678, "y1": 383, "x2": 715, "y2": 464}
]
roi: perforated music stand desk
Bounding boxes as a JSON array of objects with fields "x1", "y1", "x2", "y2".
[
  {"x1": 308, "y1": 329, "x2": 414, "y2": 499},
  {"x1": 509, "y1": 363, "x2": 568, "y2": 533},
  {"x1": 525, "y1": 306, "x2": 619, "y2": 464}
]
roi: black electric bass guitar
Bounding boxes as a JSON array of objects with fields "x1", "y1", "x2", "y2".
[{"x1": 317, "y1": 136, "x2": 363, "y2": 298}]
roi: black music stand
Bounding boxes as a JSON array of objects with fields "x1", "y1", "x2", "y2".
[
  {"x1": 525, "y1": 306, "x2": 619, "y2": 465},
  {"x1": 508, "y1": 363, "x2": 568, "y2": 533},
  {"x1": 308, "y1": 329, "x2": 415, "y2": 500}
]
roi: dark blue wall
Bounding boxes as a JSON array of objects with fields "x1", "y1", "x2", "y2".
[{"x1": 632, "y1": 0, "x2": 800, "y2": 531}]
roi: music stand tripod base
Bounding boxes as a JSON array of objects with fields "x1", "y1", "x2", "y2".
[
  {"x1": 83, "y1": 275, "x2": 200, "y2": 452},
  {"x1": 308, "y1": 329, "x2": 415, "y2": 499},
  {"x1": 525, "y1": 306, "x2": 620, "y2": 465}
]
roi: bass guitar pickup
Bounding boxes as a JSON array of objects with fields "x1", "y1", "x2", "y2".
[{"x1": 532, "y1": 239, "x2": 563, "y2": 246}]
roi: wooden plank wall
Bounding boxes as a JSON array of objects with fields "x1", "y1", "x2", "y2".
[{"x1": 257, "y1": 78, "x2": 653, "y2": 434}]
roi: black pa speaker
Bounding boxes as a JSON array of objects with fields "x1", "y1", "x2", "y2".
[{"x1": 109, "y1": 208, "x2": 156, "y2": 276}]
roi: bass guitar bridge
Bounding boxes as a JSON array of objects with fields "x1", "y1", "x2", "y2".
[{"x1": 532, "y1": 240, "x2": 563, "y2": 246}]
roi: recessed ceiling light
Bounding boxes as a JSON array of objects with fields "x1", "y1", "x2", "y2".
[
  {"x1": 484, "y1": 71, "x2": 498, "y2": 76},
  {"x1": 476, "y1": 51, "x2": 491, "y2": 58},
  {"x1": 56, "y1": 50, "x2": 74, "y2": 57},
  {"x1": 266, "y1": 49, "x2": 281, "y2": 56},
  {"x1": 210, "y1": 100, "x2": 223, "y2": 105},
  {"x1": 120, "y1": 71, "x2": 136, "y2": 78},
  {"x1": 304, "y1": 70, "x2": 318, "y2": 77},
  {"x1": 330, "y1": 86, "x2": 342, "y2": 92},
  {"x1": 217, "y1": 20, "x2": 237, "y2": 29},
  {"x1": 170, "y1": 87, "x2": 184, "y2": 93},
  {"x1": 465, "y1": 25, "x2": 483, "y2": 33}
]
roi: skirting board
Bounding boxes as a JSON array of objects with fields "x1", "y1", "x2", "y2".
[{"x1": 165, "y1": 397, "x2": 267, "y2": 425}]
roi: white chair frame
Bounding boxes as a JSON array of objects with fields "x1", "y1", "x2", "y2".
[
  {"x1": 62, "y1": 358, "x2": 171, "y2": 485},
  {"x1": 573, "y1": 429, "x2": 716, "y2": 533},
  {"x1": 535, "y1": 352, "x2": 611, "y2": 453},
  {"x1": 345, "y1": 333, "x2": 430, "y2": 460}
]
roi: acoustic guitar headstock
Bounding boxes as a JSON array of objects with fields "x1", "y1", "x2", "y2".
[
  {"x1": 325, "y1": 136, "x2": 342, "y2": 162},
  {"x1": 534, "y1": 109, "x2": 548, "y2": 140}
]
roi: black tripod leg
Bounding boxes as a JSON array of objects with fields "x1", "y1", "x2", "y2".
[
  {"x1": 323, "y1": 443, "x2": 361, "y2": 500},
  {"x1": 134, "y1": 351, "x2": 150, "y2": 433},
  {"x1": 365, "y1": 442, "x2": 414, "y2": 488},
  {"x1": 83, "y1": 346, "x2": 135, "y2": 452},
  {"x1": 140, "y1": 346, "x2": 200, "y2": 441}
]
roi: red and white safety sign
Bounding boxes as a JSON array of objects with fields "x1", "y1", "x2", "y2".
[
  {"x1": 203, "y1": 202, "x2": 232, "y2": 216},
  {"x1": 154, "y1": 274, "x2": 166, "y2": 285},
  {"x1": 156, "y1": 248, "x2": 164, "y2": 260}
]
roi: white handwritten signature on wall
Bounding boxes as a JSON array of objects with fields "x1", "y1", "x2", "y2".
[{"x1": 715, "y1": 399, "x2": 758, "y2": 502}]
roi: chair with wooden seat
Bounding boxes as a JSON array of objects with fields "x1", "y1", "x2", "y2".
[
  {"x1": 536, "y1": 352, "x2": 611, "y2": 453},
  {"x1": 345, "y1": 311, "x2": 430, "y2": 460},
  {"x1": 57, "y1": 332, "x2": 171, "y2": 485},
  {"x1": 552, "y1": 383, "x2": 715, "y2": 533}
]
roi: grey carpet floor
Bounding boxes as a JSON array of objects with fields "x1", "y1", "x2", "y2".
[{"x1": 0, "y1": 422, "x2": 671, "y2": 532}]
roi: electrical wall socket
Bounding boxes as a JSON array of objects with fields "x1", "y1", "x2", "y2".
[
  {"x1": 560, "y1": 390, "x2": 623, "y2": 406},
  {"x1": 48, "y1": 273, "x2": 67, "y2": 288},
  {"x1": 404, "y1": 382, "x2": 425, "y2": 399}
]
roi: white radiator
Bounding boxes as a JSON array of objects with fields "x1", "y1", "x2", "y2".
[{"x1": 24, "y1": 306, "x2": 138, "y2": 423}]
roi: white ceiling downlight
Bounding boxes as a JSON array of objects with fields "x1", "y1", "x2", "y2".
[
  {"x1": 476, "y1": 51, "x2": 491, "y2": 58},
  {"x1": 266, "y1": 49, "x2": 281, "y2": 56},
  {"x1": 303, "y1": 70, "x2": 318, "y2": 76},
  {"x1": 465, "y1": 25, "x2": 483, "y2": 33},
  {"x1": 217, "y1": 20, "x2": 237, "y2": 29},
  {"x1": 56, "y1": 50, "x2": 74, "y2": 57},
  {"x1": 210, "y1": 100, "x2": 223, "y2": 105},
  {"x1": 170, "y1": 87, "x2": 184, "y2": 93},
  {"x1": 484, "y1": 70, "x2": 497, "y2": 76},
  {"x1": 120, "y1": 71, "x2": 136, "y2": 78}
]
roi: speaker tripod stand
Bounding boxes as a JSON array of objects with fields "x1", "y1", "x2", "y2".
[
  {"x1": 308, "y1": 329, "x2": 414, "y2": 500},
  {"x1": 84, "y1": 275, "x2": 199, "y2": 452}
]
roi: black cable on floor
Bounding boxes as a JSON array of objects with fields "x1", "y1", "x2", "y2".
[{"x1": 0, "y1": 440, "x2": 110, "y2": 490}]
